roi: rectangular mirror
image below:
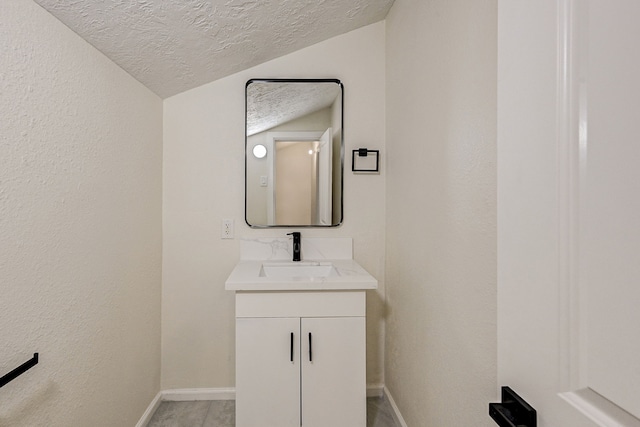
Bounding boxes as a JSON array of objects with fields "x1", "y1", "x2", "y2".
[{"x1": 245, "y1": 79, "x2": 343, "y2": 227}]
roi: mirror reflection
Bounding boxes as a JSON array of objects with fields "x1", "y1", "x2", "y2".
[{"x1": 245, "y1": 79, "x2": 343, "y2": 227}]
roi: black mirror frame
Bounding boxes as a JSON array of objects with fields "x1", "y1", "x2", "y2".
[{"x1": 244, "y1": 78, "x2": 344, "y2": 228}]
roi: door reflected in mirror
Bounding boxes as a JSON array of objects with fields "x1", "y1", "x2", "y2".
[{"x1": 245, "y1": 79, "x2": 343, "y2": 227}]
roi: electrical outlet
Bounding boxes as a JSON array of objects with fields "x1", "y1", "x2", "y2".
[{"x1": 221, "y1": 219, "x2": 234, "y2": 239}]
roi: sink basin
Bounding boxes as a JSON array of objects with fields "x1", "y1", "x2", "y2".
[{"x1": 260, "y1": 261, "x2": 339, "y2": 279}]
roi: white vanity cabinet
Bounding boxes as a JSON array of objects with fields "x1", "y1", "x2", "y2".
[{"x1": 234, "y1": 291, "x2": 367, "y2": 427}]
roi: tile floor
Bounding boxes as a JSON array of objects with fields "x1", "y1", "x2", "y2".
[{"x1": 147, "y1": 396, "x2": 401, "y2": 427}]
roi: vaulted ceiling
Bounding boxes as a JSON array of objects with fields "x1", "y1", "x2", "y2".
[{"x1": 33, "y1": 0, "x2": 395, "y2": 98}]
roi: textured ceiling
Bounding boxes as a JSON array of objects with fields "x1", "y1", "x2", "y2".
[
  {"x1": 32, "y1": 0, "x2": 395, "y2": 98},
  {"x1": 246, "y1": 80, "x2": 341, "y2": 136}
]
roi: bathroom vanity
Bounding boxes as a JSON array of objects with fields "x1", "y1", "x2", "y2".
[{"x1": 225, "y1": 238, "x2": 377, "y2": 427}]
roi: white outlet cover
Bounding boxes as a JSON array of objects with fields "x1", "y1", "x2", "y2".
[{"x1": 222, "y1": 219, "x2": 234, "y2": 239}]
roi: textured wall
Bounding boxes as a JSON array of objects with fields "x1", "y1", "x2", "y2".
[
  {"x1": 385, "y1": 0, "x2": 497, "y2": 425},
  {"x1": 0, "y1": 1, "x2": 163, "y2": 426},
  {"x1": 162, "y1": 22, "x2": 386, "y2": 389}
]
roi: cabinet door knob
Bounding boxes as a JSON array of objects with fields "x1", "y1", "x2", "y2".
[
  {"x1": 308, "y1": 332, "x2": 313, "y2": 362},
  {"x1": 290, "y1": 332, "x2": 294, "y2": 362}
]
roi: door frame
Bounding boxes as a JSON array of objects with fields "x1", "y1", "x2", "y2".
[{"x1": 265, "y1": 131, "x2": 324, "y2": 224}]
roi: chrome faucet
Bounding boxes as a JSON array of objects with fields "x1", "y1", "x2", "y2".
[{"x1": 287, "y1": 232, "x2": 301, "y2": 262}]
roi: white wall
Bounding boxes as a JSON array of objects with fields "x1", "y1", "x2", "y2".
[
  {"x1": 0, "y1": 1, "x2": 163, "y2": 426},
  {"x1": 162, "y1": 22, "x2": 386, "y2": 389},
  {"x1": 384, "y1": 0, "x2": 497, "y2": 425}
]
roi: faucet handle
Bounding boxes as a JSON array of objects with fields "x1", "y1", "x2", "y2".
[{"x1": 287, "y1": 232, "x2": 302, "y2": 261}]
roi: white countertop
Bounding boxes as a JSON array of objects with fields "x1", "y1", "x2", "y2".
[{"x1": 225, "y1": 259, "x2": 378, "y2": 291}]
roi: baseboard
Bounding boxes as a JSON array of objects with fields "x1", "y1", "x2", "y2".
[
  {"x1": 161, "y1": 387, "x2": 236, "y2": 401},
  {"x1": 135, "y1": 391, "x2": 162, "y2": 427},
  {"x1": 367, "y1": 383, "x2": 384, "y2": 397},
  {"x1": 135, "y1": 388, "x2": 235, "y2": 427},
  {"x1": 383, "y1": 386, "x2": 409, "y2": 427},
  {"x1": 137, "y1": 385, "x2": 405, "y2": 427}
]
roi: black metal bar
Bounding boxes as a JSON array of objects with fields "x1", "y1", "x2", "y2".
[
  {"x1": 308, "y1": 333, "x2": 313, "y2": 362},
  {"x1": 0, "y1": 353, "x2": 38, "y2": 388},
  {"x1": 489, "y1": 403, "x2": 519, "y2": 427},
  {"x1": 489, "y1": 386, "x2": 536, "y2": 427},
  {"x1": 290, "y1": 332, "x2": 294, "y2": 362}
]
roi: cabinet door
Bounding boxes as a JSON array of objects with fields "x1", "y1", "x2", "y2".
[
  {"x1": 236, "y1": 317, "x2": 300, "y2": 427},
  {"x1": 301, "y1": 317, "x2": 366, "y2": 427}
]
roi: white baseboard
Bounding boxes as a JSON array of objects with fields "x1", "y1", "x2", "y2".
[
  {"x1": 162, "y1": 387, "x2": 236, "y2": 401},
  {"x1": 367, "y1": 383, "x2": 384, "y2": 397},
  {"x1": 135, "y1": 391, "x2": 162, "y2": 427},
  {"x1": 383, "y1": 386, "x2": 409, "y2": 427},
  {"x1": 137, "y1": 385, "x2": 406, "y2": 427},
  {"x1": 135, "y1": 388, "x2": 235, "y2": 427}
]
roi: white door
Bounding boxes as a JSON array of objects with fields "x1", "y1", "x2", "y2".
[
  {"x1": 266, "y1": 131, "x2": 326, "y2": 225},
  {"x1": 301, "y1": 317, "x2": 366, "y2": 427},
  {"x1": 498, "y1": 1, "x2": 640, "y2": 426},
  {"x1": 236, "y1": 318, "x2": 301, "y2": 427}
]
